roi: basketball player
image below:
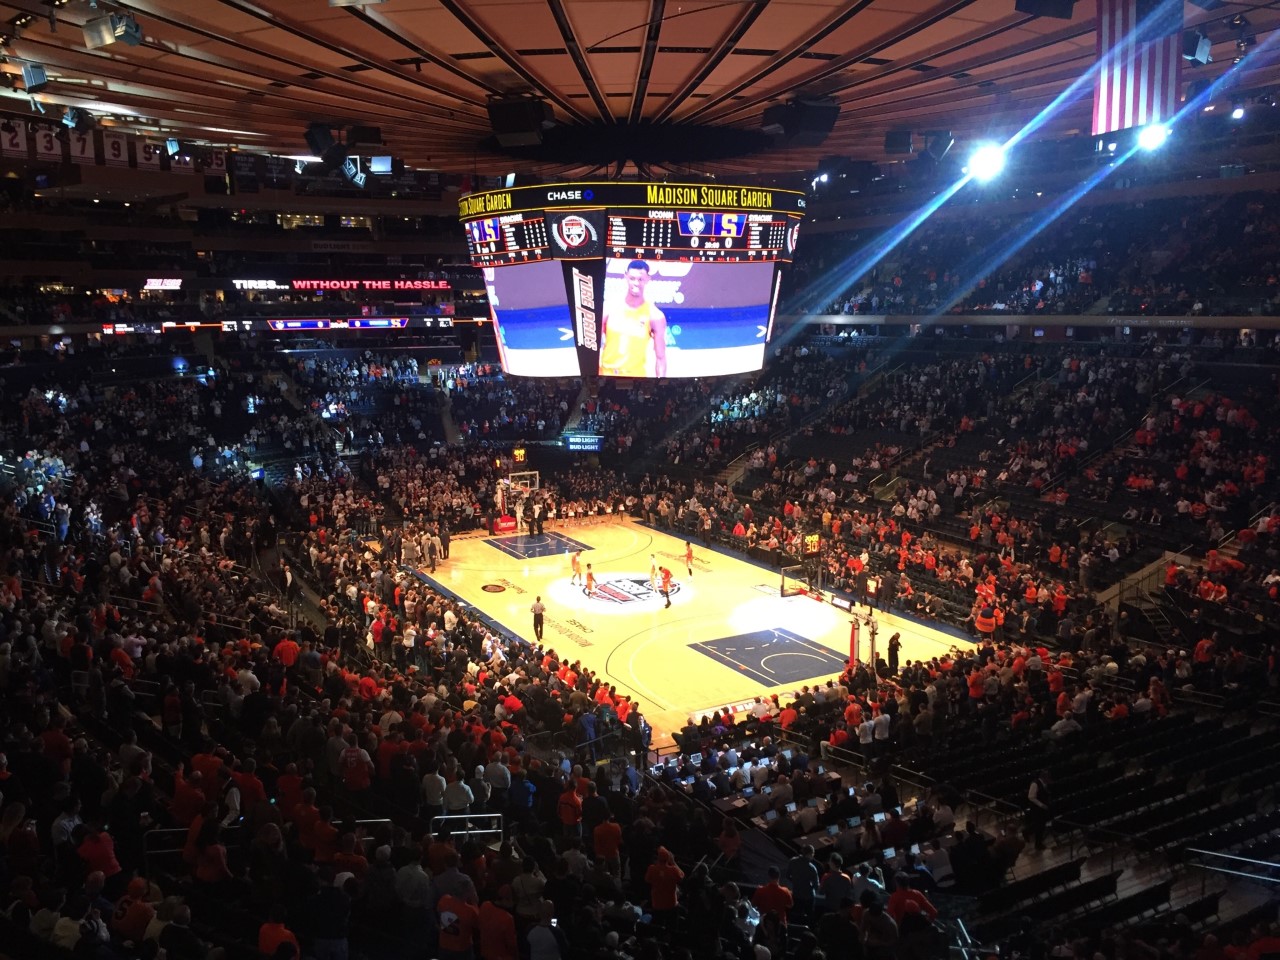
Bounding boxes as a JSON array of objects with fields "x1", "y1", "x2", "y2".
[
  {"x1": 585, "y1": 563, "x2": 596, "y2": 597},
  {"x1": 660, "y1": 567, "x2": 673, "y2": 608},
  {"x1": 684, "y1": 541, "x2": 695, "y2": 578},
  {"x1": 570, "y1": 550, "x2": 582, "y2": 585},
  {"x1": 599, "y1": 260, "x2": 667, "y2": 377},
  {"x1": 649, "y1": 553, "x2": 658, "y2": 589}
]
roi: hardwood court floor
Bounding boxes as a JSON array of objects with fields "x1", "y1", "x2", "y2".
[{"x1": 420, "y1": 519, "x2": 971, "y2": 738}]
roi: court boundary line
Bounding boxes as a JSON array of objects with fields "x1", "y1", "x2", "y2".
[
  {"x1": 632, "y1": 521, "x2": 974, "y2": 645},
  {"x1": 690, "y1": 627, "x2": 849, "y2": 689},
  {"x1": 407, "y1": 569, "x2": 528, "y2": 648},
  {"x1": 484, "y1": 531, "x2": 593, "y2": 561}
]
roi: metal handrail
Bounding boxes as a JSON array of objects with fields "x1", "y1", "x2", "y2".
[
  {"x1": 1186, "y1": 863, "x2": 1280, "y2": 884},
  {"x1": 1184, "y1": 848, "x2": 1280, "y2": 869},
  {"x1": 429, "y1": 812, "x2": 504, "y2": 841},
  {"x1": 1217, "y1": 500, "x2": 1276, "y2": 551}
]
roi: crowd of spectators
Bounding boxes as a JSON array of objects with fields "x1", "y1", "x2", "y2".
[
  {"x1": 449, "y1": 373, "x2": 578, "y2": 442},
  {"x1": 576, "y1": 344, "x2": 868, "y2": 474},
  {"x1": 2, "y1": 308, "x2": 1280, "y2": 960},
  {"x1": 786, "y1": 192, "x2": 1280, "y2": 319}
]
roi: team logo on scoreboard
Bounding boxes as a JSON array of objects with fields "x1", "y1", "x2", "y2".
[
  {"x1": 787, "y1": 222, "x2": 801, "y2": 256},
  {"x1": 685, "y1": 212, "x2": 707, "y2": 236},
  {"x1": 585, "y1": 574, "x2": 683, "y2": 605},
  {"x1": 552, "y1": 214, "x2": 599, "y2": 252}
]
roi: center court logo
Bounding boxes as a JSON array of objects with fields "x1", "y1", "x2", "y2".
[{"x1": 585, "y1": 575, "x2": 682, "y2": 605}]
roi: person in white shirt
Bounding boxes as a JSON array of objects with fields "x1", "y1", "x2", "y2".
[
  {"x1": 395, "y1": 851, "x2": 432, "y2": 911},
  {"x1": 421, "y1": 767, "x2": 448, "y2": 815},
  {"x1": 923, "y1": 842, "x2": 955, "y2": 887},
  {"x1": 872, "y1": 713, "x2": 892, "y2": 747},
  {"x1": 443, "y1": 775, "x2": 474, "y2": 813},
  {"x1": 857, "y1": 719, "x2": 875, "y2": 751},
  {"x1": 1048, "y1": 714, "x2": 1082, "y2": 741},
  {"x1": 931, "y1": 802, "x2": 956, "y2": 835},
  {"x1": 485, "y1": 758, "x2": 512, "y2": 794}
]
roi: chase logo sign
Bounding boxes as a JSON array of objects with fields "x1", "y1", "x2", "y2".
[{"x1": 547, "y1": 188, "x2": 595, "y2": 202}]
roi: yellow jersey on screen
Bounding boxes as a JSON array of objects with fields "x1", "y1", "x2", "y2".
[{"x1": 599, "y1": 300, "x2": 665, "y2": 377}]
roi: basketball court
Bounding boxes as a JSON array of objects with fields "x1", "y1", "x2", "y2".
[{"x1": 415, "y1": 515, "x2": 975, "y2": 739}]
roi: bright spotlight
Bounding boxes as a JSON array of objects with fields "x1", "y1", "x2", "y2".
[
  {"x1": 1231, "y1": 104, "x2": 1245, "y2": 120},
  {"x1": 1137, "y1": 124, "x2": 1169, "y2": 151},
  {"x1": 819, "y1": 173, "x2": 829, "y2": 182},
  {"x1": 968, "y1": 143, "x2": 1005, "y2": 182}
]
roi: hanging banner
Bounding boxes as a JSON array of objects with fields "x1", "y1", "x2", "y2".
[
  {"x1": 136, "y1": 141, "x2": 163, "y2": 170},
  {"x1": 103, "y1": 130, "x2": 129, "y2": 167},
  {"x1": 33, "y1": 126, "x2": 62, "y2": 162},
  {"x1": 1, "y1": 120, "x2": 28, "y2": 159},
  {"x1": 68, "y1": 130, "x2": 95, "y2": 165}
]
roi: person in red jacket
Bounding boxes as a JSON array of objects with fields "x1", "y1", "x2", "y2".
[
  {"x1": 887, "y1": 876, "x2": 938, "y2": 924},
  {"x1": 556, "y1": 780, "x2": 582, "y2": 841},
  {"x1": 276, "y1": 763, "x2": 304, "y2": 821},
  {"x1": 437, "y1": 891, "x2": 479, "y2": 960},
  {"x1": 258, "y1": 905, "x2": 300, "y2": 958},
  {"x1": 644, "y1": 846, "x2": 684, "y2": 923},
  {"x1": 478, "y1": 887, "x2": 518, "y2": 960},
  {"x1": 752, "y1": 866, "x2": 793, "y2": 924},
  {"x1": 171, "y1": 765, "x2": 206, "y2": 826}
]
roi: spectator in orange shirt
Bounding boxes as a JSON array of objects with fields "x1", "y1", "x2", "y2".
[
  {"x1": 752, "y1": 866, "x2": 794, "y2": 924},
  {"x1": 276, "y1": 763, "x2": 304, "y2": 821},
  {"x1": 887, "y1": 877, "x2": 938, "y2": 925},
  {"x1": 556, "y1": 780, "x2": 582, "y2": 842},
  {"x1": 645, "y1": 846, "x2": 685, "y2": 921},
  {"x1": 478, "y1": 887, "x2": 518, "y2": 960},
  {"x1": 258, "y1": 905, "x2": 300, "y2": 959},
  {"x1": 437, "y1": 891, "x2": 479, "y2": 960},
  {"x1": 170, "y1": 764, "x2": 206, "y2": 826},
  {"x1": 592, "y1": 814, "x2": 623, "y2": 877},
  {"x1": 333, "y1": 832, "x2": 369, "y2": 880},
  {"x1": 273, "y1": 634, "x2": 300, "y2": 668}
]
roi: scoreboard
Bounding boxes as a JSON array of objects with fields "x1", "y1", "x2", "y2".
[
  {"x1": 606, "y1": 210, "x2": 799, "y2": 262},
  {"x1": 466, "y1": 213, "x2": 552, "y2": 267},
  {"x1": 460, "y1": 180, "x2": 807, "y2": 379}
]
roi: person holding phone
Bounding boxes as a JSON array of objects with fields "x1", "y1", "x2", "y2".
[{"x1": 527, "y1": 901, "x2": 564, "y2": 960}]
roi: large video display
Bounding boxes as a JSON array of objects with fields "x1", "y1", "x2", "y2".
[
  {"x1": 599, "y1": 259, "x2": 777, "y2": 378},
  {"x1": 484, "y1": 261, "x2": 581, "y2": 378},
  {"x1": 460, "y1": 181, "x2": 805, "y2": 378}
]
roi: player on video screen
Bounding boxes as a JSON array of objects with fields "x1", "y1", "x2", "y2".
[{"x1": 599, "y1": 260, "x2": 667, "y2": 377}]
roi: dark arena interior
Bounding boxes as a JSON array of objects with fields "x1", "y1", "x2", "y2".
[{"x1": 5, "y1": 2, "x2": 1280, "y2": 959}]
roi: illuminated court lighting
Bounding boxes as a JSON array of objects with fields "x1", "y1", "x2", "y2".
[
  {"x1": 968, "y1": 143, "x2": 1006, "y2": 182},
  {"x1": 1137, "y1": 124, "x2": 1169, "y2": 151}
]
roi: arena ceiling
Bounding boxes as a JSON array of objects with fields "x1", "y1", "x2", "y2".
[{"x1": 0, "y1": 0, "x2": 1278, "y2": 178}]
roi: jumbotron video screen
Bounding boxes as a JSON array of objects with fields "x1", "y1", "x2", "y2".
[{"x1": 459, "y1": 181, "x2": 806, "y2": 378}]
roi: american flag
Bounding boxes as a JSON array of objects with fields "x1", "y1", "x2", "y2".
[{"x1": 1092, "y1": 0, "x2": 1184, "y2": 136}]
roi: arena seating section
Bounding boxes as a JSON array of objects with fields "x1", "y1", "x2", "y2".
[{"x1": 1, "y1": 188, "x2": 1279, "y2": 960}]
